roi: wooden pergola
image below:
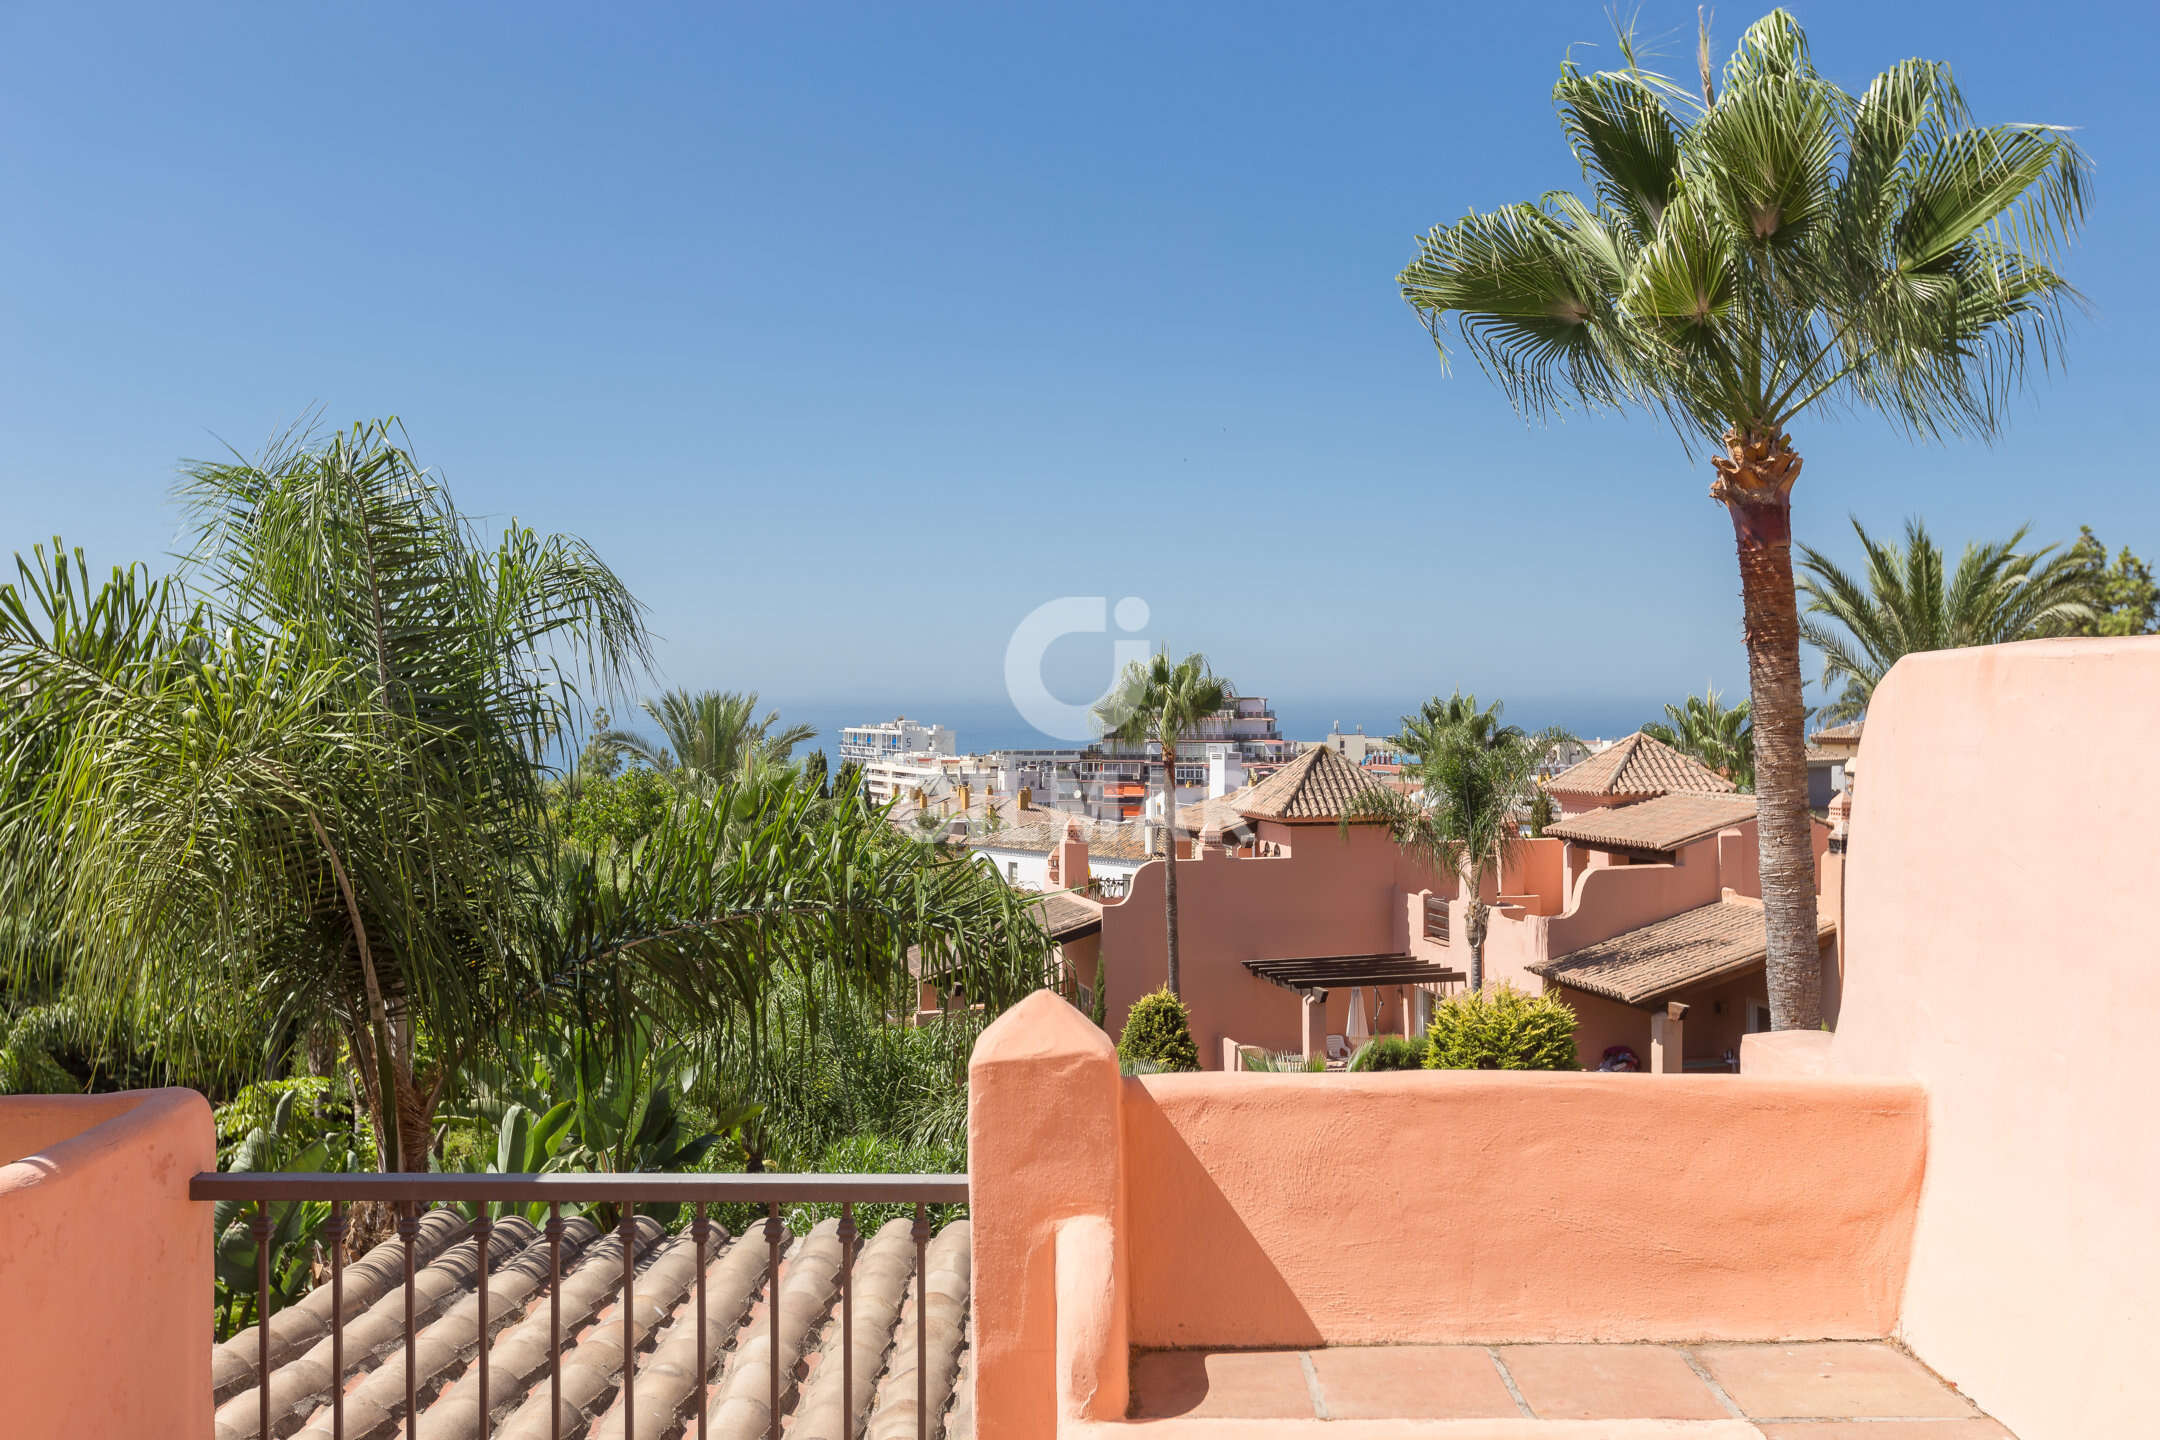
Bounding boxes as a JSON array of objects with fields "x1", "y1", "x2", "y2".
[{"x1": 1243, "y1": 954, "x2": 1466, "y2": 996}]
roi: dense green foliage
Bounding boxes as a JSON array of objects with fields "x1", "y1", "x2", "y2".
[
  {"x1": 1118, "y1": 987, "x2": 1199, "y2": 1073},
  {"x1": 2061, "y1": 527, "x2": 2157, "y2": 638},
  {"x1": 1798, "y1": 518, "x2": 2101, "y2": 723},
  {"x1": 1425, "y1": 985, "x2": 1580, "y2": 1071},
  {"x1": 1348, "y1": 1035, "x2": 1426, "y2": 1071},
  {"x1": 555, "y1": 766, "x2": 675, "y2": 851}
]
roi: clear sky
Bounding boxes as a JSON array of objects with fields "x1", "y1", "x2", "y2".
[{"x1": 5, "y1": 2, "x2": 2155, "y2": 738}]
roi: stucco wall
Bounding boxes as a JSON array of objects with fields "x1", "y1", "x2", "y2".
[
  {"x1": 1121, "y1": 1068, "x2": 1922, "y2": 1348},
  {"x1": 0, "y1": 1088, "x2": 215, "y2": 1439},
  {"x1": 1824, "y1": 636, "x2": 2160, "y2": 1440},
  {"x1": 1099, "y1": 824, "x2": 1453, "y2": 1065}
]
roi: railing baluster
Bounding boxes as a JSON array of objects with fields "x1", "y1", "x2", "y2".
[
  {"x1": 693, "y1": 1203, "x2": 710, "y2": 1440},
  {"x1": 620, "y1": 1210, "x2": 637, "y2": 1440},
  {"x1": 254, "y1": 1203, "x2": 273, "y2": 1440},
  {"x1": 547, "y1": 1203, "x2": 563, "y2": 1440},
  {"x1": 765, "y1": 1203, "x2": 784, "y2": 1440},
  {"x1": 475, "y1": 1204, "x2": 492, "y2": 1438},
  {"x1": 913, "y1": 1204, "x2": 931, "y2": 1440},
  {"x1": 400, "y1": 1205, "x2": 419, "y2": 1440},
  {"x1": 329, "y1": 1201, "x2": 346, "y2": 1440},
  {"x1": 839, "y1": 1203, "x2": 856, "y2": 1440}
]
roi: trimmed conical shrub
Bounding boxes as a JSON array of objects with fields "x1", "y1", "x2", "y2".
[{"x1": 1118, "y1": 987, "x2": 1199, "y2": 1073}]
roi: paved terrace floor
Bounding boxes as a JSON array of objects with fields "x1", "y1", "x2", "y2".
[{"x1": 1131, "y1": 1342, "x2": 2013, "y2": 1437}]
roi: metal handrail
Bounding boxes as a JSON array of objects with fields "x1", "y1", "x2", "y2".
[
  {"x1": 204, "y1": 1170, "x2": 968, "y2": 1440},
  {"x1": 192, "y1": 1170, "x2": 970, "y2": 1203}
]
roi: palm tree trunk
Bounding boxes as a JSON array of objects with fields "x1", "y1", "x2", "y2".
[
  {"x1": 1161, "y1": 738, "x2": 1182, "y2": 997},
  {"x1": 1714, "y1": 428, "x2": 1822, "y2": 1030}
]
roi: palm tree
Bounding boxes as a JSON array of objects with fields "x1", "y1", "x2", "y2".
[
  {"x1": 1798, "y1": 518, "x2": 2099, "y2": 723},
  {"x1": 601, "y1": 688, "x2": 815, "y2": 788},
  {"x1": 1351, "y1": 725, "x2": 1566, "y2": 992},
  {"x1": 1643, "y1": 685, "x2": 1755, "y2": 789},
  {"x1": 0, "y1": 421, "x2": 650, "y2": 1169},
  {"x1": 1391, "y1": 690, "x2": 1525, "y2": 759},
  {"x1": 1396, "y1": 11, "x2": 2086, "y2": 1029},
  {"x1": 1093, "y1": 651, "x2": 1233, "y2": 997}
]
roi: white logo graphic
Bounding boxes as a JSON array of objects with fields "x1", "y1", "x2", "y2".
[{"x1": 1003, "y1": 596, "x2": 1151, "y2": 742}]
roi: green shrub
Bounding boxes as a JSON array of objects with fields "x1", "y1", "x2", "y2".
[
  {"x1": 1118, "y1": 987, "x2": 1199, "y2": 1073},
  {"x1": 1425, "y1": 985, "x2": 1579, "y2": 1071},
  {"x1": 1348, "y1": 1035, "x2": 1427, "y2": 1072}
]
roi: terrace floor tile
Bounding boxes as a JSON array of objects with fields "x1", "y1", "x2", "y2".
[
  {"x1": 1755, "y1": 1423, "x2": 2017, "y2": 1439},
  {"x1": 1129, "y1": 1347, "x2": 1316, "y2": 1419},
  {"x1": 1497, "y1": 1342, "x2": 1732, "y2": 1420},
  {"x1": 1694, "y1": 1341, "x2": 1982, "y2": 1420},
  {"x1": 1308, "y1": 1343, "x2": 1523, "y2": 1420}
]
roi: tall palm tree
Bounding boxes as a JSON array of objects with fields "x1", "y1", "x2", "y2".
[
  {"x1": 0, "y1": 422, "x2": 650, "y2": 1169},
  {"x1": 1351, "y1": 725, "x2": 1566, "y2": 992},
  {"x1": 1643, "y1": 685, "x2": 1755, "y2": 789},
  {"x1": 1396, "y1": 11, "x2": 2086, "y2": 1029},
  {"x1": 600, "y1": 689, "x2": 815, "y2": 788},
  {"x1": 1798, "y1": 518, "x2": 2099, "y2": 723},
  {"x1": 1093, "y1": 651, "x2": 1233, "y2": 997},
  {"x1": 1391, "y1": 689, "x2": 1525, "y2": 758}
]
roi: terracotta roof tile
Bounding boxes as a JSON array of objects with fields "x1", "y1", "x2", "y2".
[
  {"x1": 1544, "y1": 794, "x2": 1759, "y2": 853},
  {"x1": 1234, "y1": 746, "x2": 1390, "y2": 822},
  {"x1": 966, "y1": 816, "x2": 1156, "y2": 862},
  {"x1": 1546, "y1": 732, "x2": 1738, "y2": 799},
  {"x1": 1811, "y1": 719, "x2": 1865, "y2": 744},
  {"x1": 1032, "y1": 890, "x2": 1103, "y2": 940},
  {"x1": 211, "y1": 1213, "x2": 975, "y2": 1440},
  {"x1": 1529, "y1": 898, "x2": 1834, "y2": 1007}
]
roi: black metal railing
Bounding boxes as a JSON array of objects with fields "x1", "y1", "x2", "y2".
[{"x1": 192, "y1": 1171, "x2": 969, "y2": 1440}]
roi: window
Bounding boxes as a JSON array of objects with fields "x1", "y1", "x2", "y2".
[
  {"x1": 1423, "y1": 893, "x2": 1449, "y2": 942},
  {"x1": 1746, "y1": 1002, "x2": 1773, "y2": 1034},
  {"x1": 1076, "y1": 984, "x2": 1094, "y2": 1015},
  {"x1": 1007, "y1": 861, "x2": 1019, "y2": 881}
]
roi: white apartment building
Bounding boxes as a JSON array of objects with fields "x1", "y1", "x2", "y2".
[{"x1": 839, "y1": 716, "x2": 962, "y2": 804}]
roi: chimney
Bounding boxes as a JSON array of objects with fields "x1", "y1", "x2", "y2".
[
  {"x1": 1017, "y1": 786, "x2": 1032, "y2": 812},
  {"x1": 955, "y1": 781, "x2": 972, "y2": 815},
  {"x1": 1053, "y1": 820, "x2": 1092, "y2": 895}
]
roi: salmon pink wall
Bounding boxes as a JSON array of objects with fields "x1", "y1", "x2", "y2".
[
  {"x1": 1122, "y1": 1068, "x2": 1923, "y2": 1349},
  {"x1": 1821, "y1": 637, "x2": 2160, "y2": 1440},
  {"x1": 1099, "y1": 824, "x2": 1453, "y2": 1065},
  {"x1": 0, "y1": 1088, "x2": 214, "y2": 1440}
]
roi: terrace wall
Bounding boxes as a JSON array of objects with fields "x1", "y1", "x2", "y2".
[
  {"x1": 1803, "y1": 635, "x2": 2160, "y2": 1440},
  {"x1": 0, "y1": 1088, "x2": 214, "y2": 1440},
  {"x1": 970, "y1": 989, "x2": 1928, "y2": 1438}
]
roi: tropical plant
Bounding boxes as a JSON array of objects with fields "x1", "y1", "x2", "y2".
[
  {"x1": 1350, "y1": 722, "x2": 1569, "y2": 991},
  {"x1": 1643, "y1": 684, "x2": 1755, "y2": 788},
  {"x1": 1117, "y1": 986, "x2": 1199, "y2": 1073},
  {"x1": 1526, "y1": 783, "x2": 1557, "y2": 838},
  {"x1": 1797, "y1": 518, "x2": 2099, "y2": 723},
  {"x1": 209, "y1": 1085, "x2": 373, "y2": 1337},
  {"x1": 0, "y1": 422, "x2": 650, "y2": 1170},
  {"x1": 1396, "y1": 10, "x2": 2087, "y2": 1028},
  {"x1": 1093, "y1": 652, "x2": 1233, "y2": 996},
  {"x1": 1425, "y1": 985, "x2": 1579, "y2": 1071},
  {"x1": 1348, "y1": 1034, "x2": 1427, "y2": 1071},
  {"x1": 802, "y1": 747, "x2": 831, "y2": 796},
  {"x1": 555, "y1": 765, "x2": 675, "y2": 852},
  {"x1": 1391, "y1": 690, "x2": 1524, "y2": 758},
  {"x1": 2061, "y1": 527, "x2": 2159, "y2": 637},
  {"x1": 599, "y1": 689, "x2": 814, "y2": 790}
]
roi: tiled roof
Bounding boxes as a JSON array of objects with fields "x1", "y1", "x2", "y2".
[
  {"x1": 1812, "y1": 719, "x2": 1865, "y2": 744},
  {"x1": 1032, "y1": 890, "x2": 1103, "y2": 940},
  {"x1": 1544, "y1": 794, "x2": 1759, "y2": 853},
  {"x1": 1546, "y1": 732, "x2": 1738, "y2": 799},
  {"x1": 1176, "y1": 787, "x2": 1256, "y2": 840},
  {"x1": 1529, "y1": 899, "x2": 1834, "y2": 1007},
  {"x1": 967, "y1": 817, "x2": 1155, "y2": 862},
  {"x1": 1235, "y1": 746, "x2": 1390, "y2": 822},
  {"x1": 211, "y1": 1210, "x2": 973, "y2": 1440}
]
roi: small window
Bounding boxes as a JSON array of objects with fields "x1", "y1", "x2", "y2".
[
  {"x1": 1006, "y1": 861, "x2": 1019, "y2": 881},
  {"x1": 1746, "y1": 1002, "x2": 1773, "y2": 1034},
  {"x1": 1076, "y1": 984, "x2": 1094, "y2": 1014},
  {"x1": 1423, "y1": 893, "x2": 1449, "y2": 942}
]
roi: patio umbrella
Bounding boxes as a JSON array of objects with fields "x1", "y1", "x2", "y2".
[{"x1": 1345, "y1": 985, "x2": 1371, "y2": 1049}]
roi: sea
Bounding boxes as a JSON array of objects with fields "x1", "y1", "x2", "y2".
[{"x1": 771, "y1": 694, "x2": 1673, "y2": 759}]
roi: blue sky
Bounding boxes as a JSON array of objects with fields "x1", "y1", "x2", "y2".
[{"x1": 5, "y1": 2, "x2": 2156, "y2": 740}]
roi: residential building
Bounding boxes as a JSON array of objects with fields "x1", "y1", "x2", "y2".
[{"x1": 1313, "y1": 722, "x2": 1399, "y2": 768}]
